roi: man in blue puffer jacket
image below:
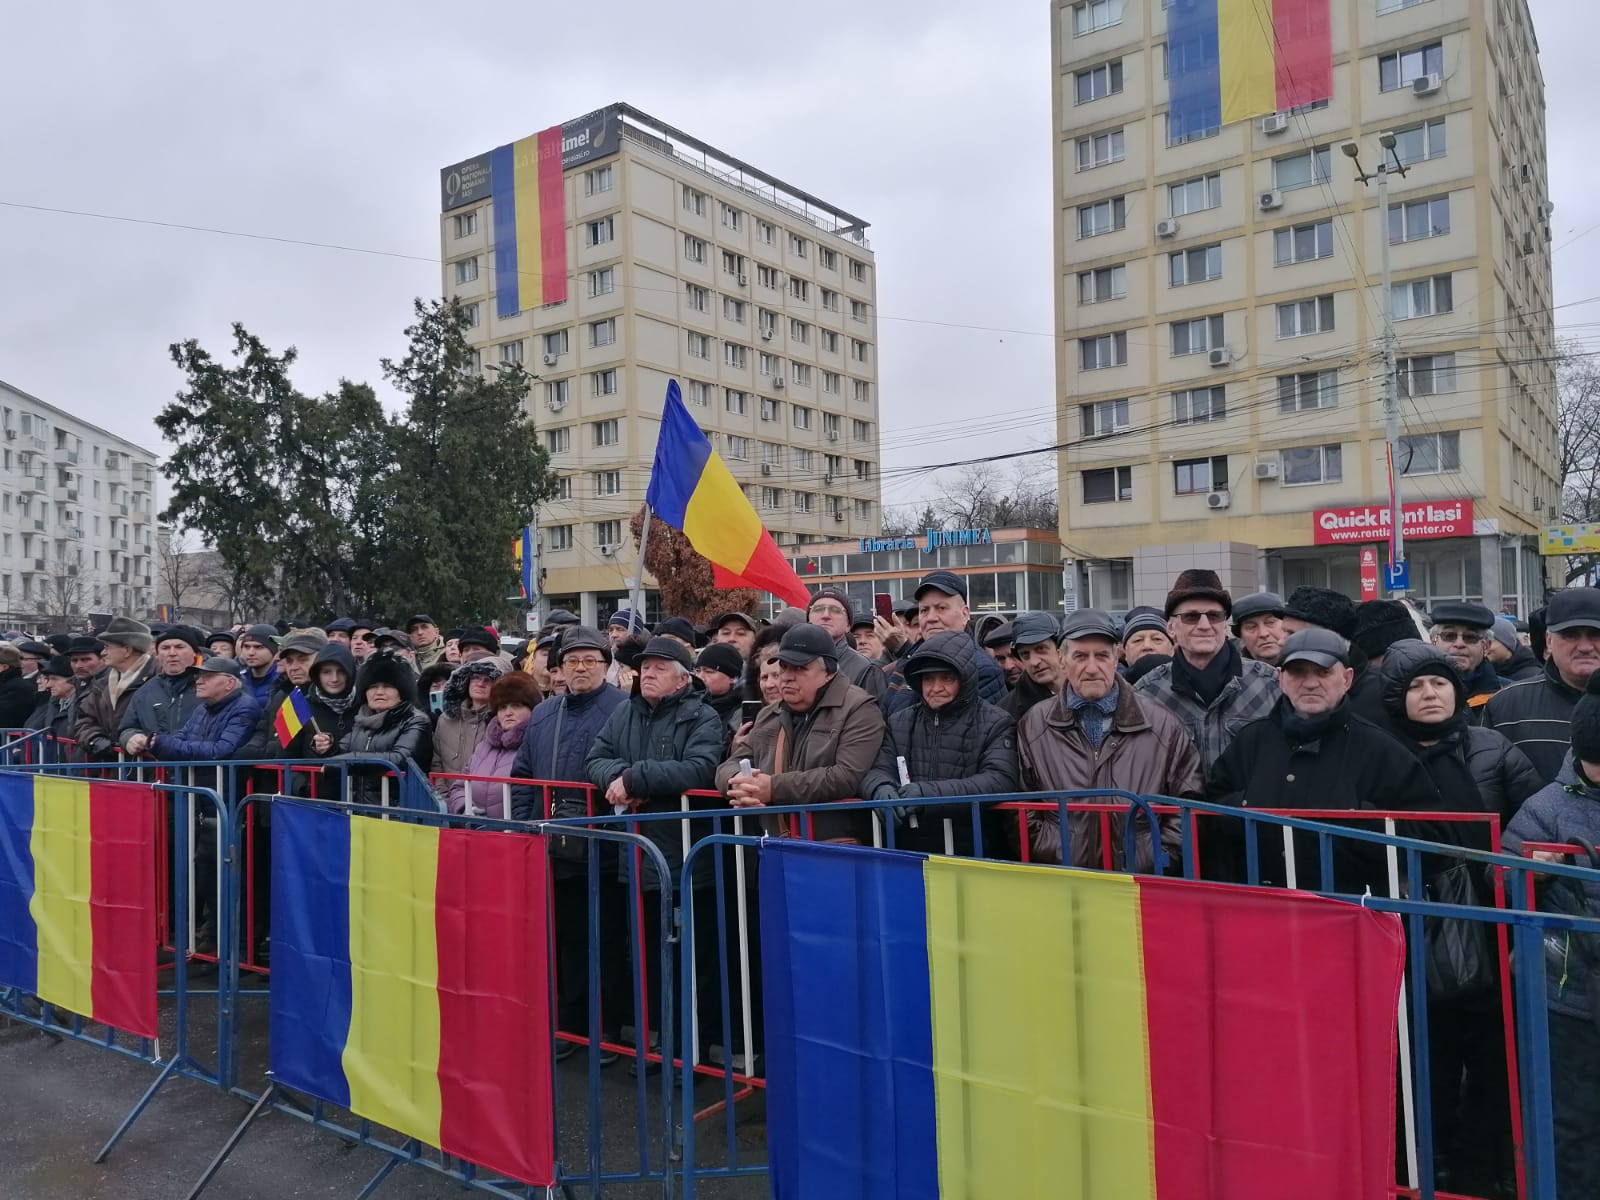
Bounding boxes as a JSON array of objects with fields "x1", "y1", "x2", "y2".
[{"x1": 154, "y1": 657, "x2": 263, "y2": 762}]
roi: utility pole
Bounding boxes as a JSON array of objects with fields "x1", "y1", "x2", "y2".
[{"x1": 1343, "y1": 133, "x2": 1410, "y2": 595}]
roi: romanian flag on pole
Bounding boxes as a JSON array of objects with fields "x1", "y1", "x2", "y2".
[
  {"x1": 645, "y1": 380, "x2": 812, "y2": 607},
  {"x1": 273, "y1": 688, "x2": 313, "y2": 749},
  {"x1": 490, "y1": 126, "x2": 567, "y2": 317},
  {"x1": 0, "y1": 773, "x2": 158, "y2": 1038},
  {"x1": 1167, "y1": 0, "x2": 1332, "y2": 140},
  {"x1": 269, "y1": 801, "x2": 554, "y2": 1187},
  {"x1": 760, "y1": 842, "x2": 1404, "y2": 1200}
]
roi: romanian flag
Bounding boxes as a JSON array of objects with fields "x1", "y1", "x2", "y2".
[
  {"x1": 645, "y1": 380, "x2": 811, "y2": 608},
  {"x1": 760, "y1": 842, "x2": 1404, "y2": 1199},
  {"x1": 0, "y1": 773, "x2": 157, "y2": 1038},
  {"x1": 273, "y1": 688, "x2": 313, "y2": 749},
  {"x1": 269, "y1": 801, "x2": 554, "y2": 1186},
  {"x1": 513, "y1": 525, "x2": 534, "y2": 601},
  {"x1": 491, "y1": 126, "x2": 567, "y2": 317},
  {"x1": 1167, "y1": 0, "x2": 1332, "y2": 139}
]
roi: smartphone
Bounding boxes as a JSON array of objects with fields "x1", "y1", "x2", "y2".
[
  {"x1": 741, "y1": 700, "x2": 763, "y2": 725},
  {"x1": 874, "y1": 592, "x2": 894, "y2": 621}
]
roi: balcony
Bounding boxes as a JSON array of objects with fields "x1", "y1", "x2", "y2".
[
  {"x1": 51, "y1": 483, "x2": 78, "y2": 503},
  {"x1": 118, "y1": 503, "x2": 129, "y2": 516},
  {"x1": 118, "y1": 538, "x2": 129, "y2": 551},
  {"x1": 23, "y1": 560, "x2": 44, "y2": 574},
  {"x1": 62, "y1": 526, "x2": 83, "y2": 541},
  {"x1": 54, "y1": 446, "x2": 80, "y2": 464},
  {"x1": 31, "y1": 518, "x2": 44, "y2": 531},
  {"x1": 20, "y1": 477, "x2": 44, "y2": 497}
]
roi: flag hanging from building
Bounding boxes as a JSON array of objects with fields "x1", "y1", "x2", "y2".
[
  {"x1": 0, "y1": 774, "x2": 158, "y2": 1038},
  {"x1": 512, "y1": 526, "x2": 534, "y2": 601},
  {"x1": 645, "y1": 380, "x2": 812, "y2": 608},
  {"x1": 491, "y1": 126, "x2": 568, "y2": 317},
  {"x1": 273, "y1": 688, "x2": 314, "y2": 748},
  {"x1": 269, "y1": 800, "x2": 555, "y2": 1186},
  {"x1": 759, "y1": 841, "x2": 1404, "y2": 1199},
  {"x1": 1167, "y1": 0, "x2": 1332, "y2": 141}
]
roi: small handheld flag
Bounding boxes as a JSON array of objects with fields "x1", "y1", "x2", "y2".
[{"x1": 274, "y1": 689, "x2": 314, "y2": 749}]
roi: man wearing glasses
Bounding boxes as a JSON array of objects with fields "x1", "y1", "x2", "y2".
[
  {"x1": 1484, "y1": 588, "x2": 1600, "y2": 784},
  {"x1": 806, "y1": 587, "x2": 887, "y2": 699},
  {"x1": 1134, "y1": 569, "x2": 1279, "y2": 772},
  {"x1": 1429, "y1": 602, "x2": 1501, "y2": 711}
]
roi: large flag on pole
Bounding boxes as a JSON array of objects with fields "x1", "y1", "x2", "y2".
[{"x1": 645, "y1": 381, "x2": 812, "y2": 608}]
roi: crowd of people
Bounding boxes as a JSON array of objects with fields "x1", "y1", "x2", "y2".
[{"x1": 5, "y1": 569, "x2": 1600, "y2": 1194}]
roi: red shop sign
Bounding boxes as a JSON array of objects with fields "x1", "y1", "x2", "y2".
[{"x1": 1312, "y1": 500, "x2": 1474, "y2": 546}]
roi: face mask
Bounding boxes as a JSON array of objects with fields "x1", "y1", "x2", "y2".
[{"x1": 429, "y1": 691, "x2": 444, "y2": 714}]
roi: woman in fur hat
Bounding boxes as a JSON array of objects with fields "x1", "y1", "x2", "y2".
[
  {"x1": 449, "y1": 672, "x2": 541, "y2": 817},
  {"x1": 334, "y1": 652, "x2": 433, "y2": 805}
]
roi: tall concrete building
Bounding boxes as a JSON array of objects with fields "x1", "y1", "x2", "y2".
[
  {"x1": 0, "y1": 380, "x2": 159, "y2": 627},
  {"x1": 439, "y1": 104, "x2": 881, "y2": 625},
  {"x1": 1052, "y1": 0, "x2": 1558, "y2": 613}
]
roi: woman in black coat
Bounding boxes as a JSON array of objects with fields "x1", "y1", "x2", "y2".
[{"x1": 331, "y1": 651, "x2": 433, "y2": 806}]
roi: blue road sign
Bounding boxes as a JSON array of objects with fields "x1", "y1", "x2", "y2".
[{"x1": 1385, "y1": 561, "x2": 1410, "y2": 592}]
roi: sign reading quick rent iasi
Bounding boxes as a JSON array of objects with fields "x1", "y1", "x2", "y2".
[{"x1": 1312, "y1": 500, "x2": 1474, "y2": 545}]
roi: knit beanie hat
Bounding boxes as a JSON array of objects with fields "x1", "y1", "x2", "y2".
[
  {"x1": 1490, "y1": 617, "x2": 1520, "y2": 653},
  {"x1": 1351, "y1": 600, "x2": 1419, "y2": 660},
  {"x1": 1573, "y1": 671, "x2": 1600, "y2": 764},
  {"x1": 1284, "y1": 586, "x2": 1359, "y2": 639},
  {"x1": 1121, "y1": 606, "x2": 1169, "y2": 644},
  {"x1": 1163, "y1": 570, "x2": 1232, "y2": 618}
]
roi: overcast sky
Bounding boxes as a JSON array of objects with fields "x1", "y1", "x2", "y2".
[{"x1": 0, "y1": 1, "x2": 1591, "y2": 518}]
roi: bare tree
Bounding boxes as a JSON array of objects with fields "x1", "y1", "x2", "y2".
[
  {"x1": 158, "y1": 528, "x2": 207, "y2": 620},
  {"x1": 44, "y1": 551, "x2": 88, "y2": 623},
  {"x1": 197, "y1": 557, "x2": 258, "y2": 624},
  {"x1": 889, "y1": 460, "x2": 1060, "y2": 534},
  {"x1": 1558, "y1": 340, "x2": 1600, "y2": 582}
]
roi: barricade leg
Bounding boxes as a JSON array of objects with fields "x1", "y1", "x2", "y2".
[{"x1": 183, "y1": 1082, "x2": 281, "y2": 1200}]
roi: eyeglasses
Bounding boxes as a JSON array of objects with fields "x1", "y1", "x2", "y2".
[
  {"x1": 562, "y1": 656, "x2": 605, "y2": 669},
  {"x1": 1435, "y1": 629, "x2": 1483, "y2": 645},
  {"x1": 1174, "y1": 611, "x2": 1227, "y2": 626},
  {"x1": 810, "y1": 604, "x2": 849, "y2": 616}
]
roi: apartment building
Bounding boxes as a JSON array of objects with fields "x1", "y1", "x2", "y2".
[
  {"x1": 0, "y1": 379, "x2": 159, "y2": 627},
  {"x1": 1052, "y1": 0, "x2": 1558, "y2": 614},
  {"x1": 439, "y1": 104, "x2": 881, "y2": 625}
]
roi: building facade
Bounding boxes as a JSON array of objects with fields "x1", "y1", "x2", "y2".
[
  {"x1": 439, "y1": 104, "x2": 882, "y2": 626},
  {"x1": 0, "y1": 380, "x2": 159, "y2": 628},
  {"x1": 1052, "y1": 0, "x2": 1558, "y2": 614}
]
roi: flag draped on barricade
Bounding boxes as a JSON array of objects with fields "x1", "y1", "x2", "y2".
[
  {"x1": 0, "y1": 772, "x2": 157, "y2": 1038},
  {"x1": 758, "y1": 840, "x2": 1405, "y2": 1200},
  {"x1": 268, "y1": 799, "x2": 556, "y2": 1187}
]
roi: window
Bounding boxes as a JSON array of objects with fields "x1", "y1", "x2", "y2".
[
  {"x1": 589, "y1": 267, "x2": 615, "y2": 296},
  {"x1": 1078, "y1": 197, "x2": 1127, "y2": 238},
  {"x1": 821, "y1": 331, "x2": 840, "y2": 355},
  {"x1": 1393, "y1": 118, "x2": 1448, "y2": 165},
  {"x1": 794, "y1": 491, "x2": 814, "y2": 515},
  {"x1": 1378, "y1": 0, "x2": 1430, "y2": 13},
  {"x1": 1082, "y1": 465, "x2": 1133, "y2": 504},
  {"x1": 1278, "y1": 370, "x2": 1338, "y2": 411},
  {"x1": 818, "y1": 247, "x2": 837, "y2": 271},
  {"x1": 1280, "y1": 444, "x2": 1342, "y2": 485},
  {"x1": 854, "y1": 459, "x2": 873, "y2": 480},
  {"x1": 724, "y1": 297, "x2": 746, "y2": 323},
  {"x1": 1273, "y1": 147, "x2": 1332, "y2": 192},
  {"x1": 1392, "y1": 274, "x2": 1454, "y2": 319},
  {"x1": 852, "y1": 379, "x2": 871, "y2": 403},
  {"x1": 1174, "y1": 455, "x2": 1228, "y2": 495},
  {"x1": 760, "y1": 397, "x2": 781, "y2": 423},
  {"x1": 1168, "y1": 244, "x2": 1222, "y2": 286},
  {"x1": 850, "y1": 299, "x2": 869, "y2": 322},
  {"x1": 720, "y1": 203, "x2": 743, "y2": 231},
  {"x1": 1075, "y1": 59, "x2": 1124, "y2": 103},
  {"x1": 545, "y1": 427, "x2": 571, "y2": 453},
  {"x1": 793, "y1": 406, "x2": 812, "y2": 431},
  {"x1": 852, "y1": 419, "x2": 872, "y2": 442},
  {"x1": 824, "y1": 414, "x2": 842, "y2": 441},
  {"x1": 726, "y1": 390, "x2": 748, "y2": 416},
  {"x1": 761, "y1": 487, "x2": 785, "y2": 511},
  {"x1": 821, "y1": 370, "x2": 841, "y2": 394},
  {"x1": 1168, "y1": 174, "x2": 1222, "y2": 216},
  {"x1": 794, "y1": 448, "x2": 813, "y2": 472},
  {"x1": 1075, "y1": 129, "x2": 1126, "y2": 171},
  {"x1": 591, "y1": 369, "x2": 618, "y2": 396},
  {"x1": 547, "y1": 525, "x2": 573, "y2": 551},
  {"x1": 757, "y1": 309, "x2": 778, "y2": 338},
  {"x1": 499, "y1": 340, "x2": 523, "y2": 365},
  {"x1": 850, "y1": 339, "x2": 870, "y2": 363},
  {"x1": 585, "y1": 165, "x2": 613, "y2": 195},
  {"x1": 543, "y1": 329, "x2": 570, "y2": 356},
  {"x1": 453, "y1": 212, "x2": 477, "y2": 238},
  {"x1": 789, "y1": 233, "x2": 809, "y2": 259},
  {"x1": 757, "y1": 265, "x2": 780, "y2": 290},
  {"x1": 1080, "y1": 332, "x2": 1128, "y2": 370},
  {"x1": 685, "y1": 283, "x2": 709, "y2": 312},
  {"x1": 595, "y1": 520, "x2": 622, "y2": 548},
  {"x1": 1389, "y1": 196, "x2": 1451, "y2": 243},
  {"x1": 453, "y1": 258, "x2": 478, "y2": 284},
  {"x1": 1277, "y1": 295, "x2": 1336, "y2": 338},
  {"x1": 586, "y1": 217, "x2": 614, "y2": 246},
  {"x1": 792, "y1": 363, "x2": 812, "y2": 386},
  {"x1": 762, "y1": 441, "x2": 783, "y2": 465},
  {"x1": 461, "y1": 302, "x2": 480, "y2": 328},
  {"x1": 849, "y1": 259, "x2": 867, "y2": 282},
  {"x1": 758, "y1": 351, "x2": 778, "y2": 376},
  {"x1": 1078, "y1": 264, "x2": 1127, "y2": 303},
  {"x1": 790, "y1": 278, "x2": 810, "y2": 302},
  {"x1": 554, "y1": 477, "x2": 574, "y2": 501},
  {"x1": 726, "y1": 436, "x2": 750, "y2": 460},
  {"x1": 1399, "y1": 353, "x2": 1457, "y2": 396},
  {"x1": 1399, "y1": 431, "x2": 1461, "y2": 475},
  {"x1": 1379, "y1": 42, "x2": 1444, "y2": 92},
  {"x1": 854, "y1": 498, "x2": 872, "y2": 519},
  {"x1": 1172, "y1": 386, "x2": 1226, "y2": 424},
  {"x1": 594, "y1": 470, "x2": 622, "y2": 497},
  {"x1": 1274, "y1": 220, "x2": 1333, "y2": 264},
  {"x1": 1167, "y1": 113, "x2": 1220, "y2": 147},
  {"x1": 687, "y1": 380, "x2": 711, "y2": 407},
  {"x1": 465, "y1": 349, "x2": 481, "y2": 373},
  {"x1": 789, "y1": 318, "x2": 810, "y2": 343},
  {"x1": 592, "y1": 419, "x2": 619, "y2": 447},
  {"x1": 1071, "y1": 0, "x2": 1123, "y2": 36},
  {"x1": 682, "y1": 185, "x2": 707, "y2": 216},
  {"x1": 756, "y1": 219, "x2": 775, "y2": 244},
  {"x1": 1171, "y1": 314, "x2": 1224, "y2": 356},
  {"x1": 687, "y1": 331, "x2": 709, "y2": 358},
  {"x1": 590, "y1": 318, "x2": 616, "y2": 347},
  {"x1": 1080, "y1": 398, "x2": 1130, "y2": 438},
  {"x1": 724, "y1": 342, "x2": 747, "y2": 368},
  {"x1": 684, "y1": 235, "x2": 706, "y2": 263},
  {"x1": 820, "y1": 288, "x2": 839, "y2": 312},
  {"x1": 722, "y1": 250, "x2": 746, "y2": 277}
]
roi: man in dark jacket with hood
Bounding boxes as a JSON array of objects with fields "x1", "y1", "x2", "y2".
[
  {"x1": 861, "y1": 630, "x2": 1017, "y2": 857},
  {"x1": 1484, "y1": 587, "x2": 1600, "y2": 783}
]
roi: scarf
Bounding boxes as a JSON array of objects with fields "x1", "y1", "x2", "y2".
[
  {"x1": 1170, "y1": 639, "x2": 1241, "y2": 708},
  {"x1": 1066, "y1": 685, "x2": 1120, "y2": 750},
  {"x1": 1391, "y1": 708, "x2": 1469, "y2": 748},
  {"x1": 484, "y1": 716, "x2": 528, "y2": 752},
  {"x1": 1409, "y1": 731, "x2": 1485, "y2": 813},
  {"x1": 1276, "y1": 695, "x2": 1346, "y2": 744},
  {"x1": 315, "y1": 683, "x2": 357, "y2": 715}
]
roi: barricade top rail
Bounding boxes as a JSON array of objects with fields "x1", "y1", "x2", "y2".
[{"x1": 16, "y1": 755, "x2": 407, "y2": 774}]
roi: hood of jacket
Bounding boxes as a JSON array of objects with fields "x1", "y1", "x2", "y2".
[
  {"x1": 904, "y1": 630, "x2": 979, "y2": 711},
  {"x1": 1377, "y1": 638, "x2": 1464, "y2": 719},
  {"x1": 310, "y1": 641, "x2": 358, "y2": 697},
  {"x1": 441, "y1": 658, "x2": 506, "y2": 719}
]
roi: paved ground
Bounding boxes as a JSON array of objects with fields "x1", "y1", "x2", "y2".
[{"x1": 1, "y1": 987, "x2": 770, "y2": 1199}]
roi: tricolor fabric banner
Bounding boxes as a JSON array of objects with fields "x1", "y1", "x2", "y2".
[
  {"x1": 0, "y1": 773, "x2": 158, "y2": 1038},
  {"x1": 269, "y1": 800, "x2": 555, "y2": 1187},
  {"x1": 760, "y1": 841, "x2": 1404, "y2": 1200},
  {"x1": 491, "y1": 125, "x2": 568, "y2": 317},
  {"x1": 1167, "y1": 0, "x2": 1332, "y2": 139}
]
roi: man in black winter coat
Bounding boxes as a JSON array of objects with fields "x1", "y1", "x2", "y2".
[
  {"x1": 1482, "y1": 587, "x2": 1600, "y2": 783},
  {"x1": 0, "y1": 643, "x2": 38, "y2": 731}
]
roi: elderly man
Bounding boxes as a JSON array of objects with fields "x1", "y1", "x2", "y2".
[
  {"x1": 0, "y1": 643, "x2": 37, "y2": 730},
  {"x1": 1206, "y1": 628, "x2": 1440, "y2": 891},
  {"x1": 883, "y1": 572, "x2": 1005, "y2": 714},
  {"x1": 1003, "y1": 612, "x2": 1064, "y2": 719},
  {"x1": 1430, "y1": 601, "x2": 1501, "y2": 710},
  {"x1": 806, "y1": 587, "x2": 887, "y2": 699},
  {"x1": 1231, "y1": 592, "x2": 1288, "y2": 667},
  {"x1": 26, "y1": 657, "x2": 79, "y2": 747},
  {"x1": 153, "y1": 656, "x2": 263, "y2": 762},
  {"x1": 1018, "y1": 609, "x2": 1201, "y2": 871},
  {"x1": 1119, "y1": 606, "x2": 1174, "y2": 668},
  {"x1": 74, "y1": 617, "x2": 157, "y2": 760},
  {"x1": 1484, "y1": 587, "x2": 1600, "y2": 783},
  {"x1": 1134, "y1": 570, "x2": 1278, "y2": 772},
  {"x1": 120, "y1": 628, "x2": 204, "y2": 757},
  {"x1": 405, "y1": 614, "x2": 447, "y2": 669}
]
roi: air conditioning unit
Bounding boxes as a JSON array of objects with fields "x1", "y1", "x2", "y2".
[
  {"x1": 737, "y1": 273, "x2": 748, "y2": 286},
  {"x1": 1206, "y1": 490, "x2": 1231, "y2": 510},
  {"x1": 1521, "y1": 231, "x2": 1536, "y2": 255},
  {"x1": 761, "y1": 463, "x2": 773, "y2": 476},
  {"x1": 824, "y1": 472, "x2": 835, "y2": 484},
  {"x1": 833, "y1": 512, "x2": 845, "y2": 523},
  {"x1": 1254, "y1": 458, "x2": 1280, "y2": 480},
  {"x1": 598, "y1": 544, "x2": 620, "y2": 558},
  {"x1": 760, "y1": 330, "x2": 773, "y2": 341},
  {"x1": 1413, "y1": 73, "x2": 1442, "y2": 96},
  {"x1": 1155, "y1": 218, "x2": 1180, "y2": 239},
  {"x1": 827, "y1": 430, "x2": 839, "y2": 441},
  {"x1": 1208, "y1": 348, "x2": 1233, "y2": 368},
  {"x1": 1258, "y1": 189, "x2": 1284, "y2": 211},
  {"x1": 1259, "y1": 113, "x2": 1289, "y2": 135},
  {"x1": 546, "y1": 396, "x2": 567, "y2": 413},
  {"x1": 772, "y1": 377, "x2": 786, "y2": 389},
  {"x1": 1519, "y1": 163, "x2": 1532, "y2": 184},
  {"x1": 542, "y1": 353, "x2": 559, "y2": 366}
]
